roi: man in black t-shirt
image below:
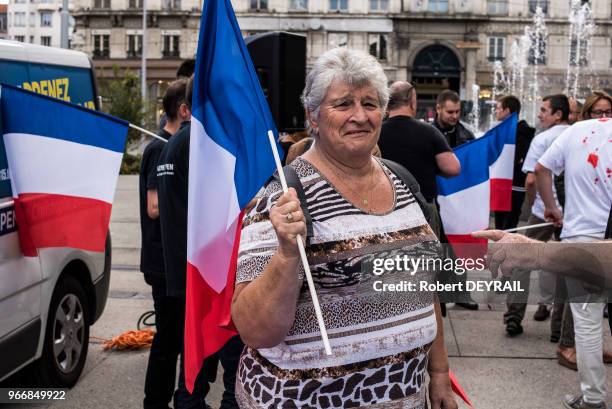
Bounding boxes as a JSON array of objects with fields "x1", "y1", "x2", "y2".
[
  {"x1": 139, "y1": 79, "x2": 190, "y2": 409},
  {"x1": 433, "y1": 90, "x2": 475, "y2": 148},
  {"x1": 157, "y1": 76, "x2": 243, "y2": 409},
  {"x1": 379, "y1": 81, "x2": 460, "y2": 237}
]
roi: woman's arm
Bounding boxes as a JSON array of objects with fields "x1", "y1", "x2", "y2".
[
  {"x1": 232, "y1": 253, "x2": 303, "y2": 348},
  {"x1": 428, "y1": 302, "x2": 458, "y2": 409},
  {"x1": 231, "y1": 188, "x2": 307, "y2": 349}
]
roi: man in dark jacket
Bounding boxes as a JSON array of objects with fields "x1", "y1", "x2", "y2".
[
  {"x1": 493, "y1": 95, "x2": 535, "y2": 230},
  {"x1": 433, "y1": 90, "x2": 475, "y2": 148},
  {"x1": 139, "y1": 79, "x2": 189, "y2": 409},
  {"x1": 432, "y1": 89, "x2": 478, "y2": 310},
  {"x1": 157, "y1": 76, "x2": 243, "y2": 409}
]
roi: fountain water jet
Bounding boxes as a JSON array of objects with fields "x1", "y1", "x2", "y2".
[
  {"x1": 566, "y1": 0, "x2": 596, "y2": 100},
  {"x1": 525, "y1": 7, "x2": 547, "y2": 127},
  {"x1": 489, "y1": 60, "x2": 507, "y2": 127}
]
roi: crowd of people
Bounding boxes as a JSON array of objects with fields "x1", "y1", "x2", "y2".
[{"x1": 138, "y1": 48, "x2": 611, "y2": 409}]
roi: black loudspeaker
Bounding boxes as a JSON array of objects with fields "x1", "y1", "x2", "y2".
[{"x1": 245, "y1": 31, "x2": 306, "y2": 133}]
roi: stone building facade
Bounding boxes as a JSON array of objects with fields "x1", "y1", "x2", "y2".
[
  {"x1": 70, "y1": 0, "x2": 612, "y2": 119},
  {"x1": 6, "y1": 0, "x2": 74, "y2": 47},
  {"x1": 0, "y1": 5, "x2": 7, "y2": 39}
]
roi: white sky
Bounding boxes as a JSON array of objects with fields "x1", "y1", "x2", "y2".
[{"x1": 0, "y1": 0, "x2": 8, "y2": 5}]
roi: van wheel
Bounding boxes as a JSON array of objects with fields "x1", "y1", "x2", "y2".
[{"x1": 34, "y1": 276, "x2": 89, "y2": 387}]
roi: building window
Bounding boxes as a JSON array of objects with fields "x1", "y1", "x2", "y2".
[
  {"x1": 40, "y1": 12, "x2": 52, "y2": 27},
  {"x1": 328, "y1": 32, "x2": 348, "y2": 48},
  {"x1": 14, "y1": 0, "x2": 26, "y2": 3},
  {"x1": 249, "y1": 0, "x2": 267, "y2": 9},
  {"x1": 14, "y1": 12, "x2": 25, "y2": 27},
  {"x1": 127, "y1": 34, "x2": 142, "y2": 58},
  {"x1": 528, "y1": 34, "x2": 546, "y2": 65},
  {"x1": 289, "y1": 0, "x2": 308, "y2": 10},
  {"x1": 329, "y1": 0, "x2": 348, "y2": 11},
  {"x1": 487, "y1": 0, "x2": 507, "y2": 14},
  {"x1": 428, "y1": 0, "x2": 448, "y2": 12},
  {"x1": 128, "y1": 0, "x2": 142, "y2": 7},
  {"x1": 488, "y1": 37, "x2": 505, "y2": 61},
  {"x1": 93, "y1": 34, "x2": 110, "y2": 58},
  {"x1": 29, "y1": 12, "x2": 35, "y2": 27},
  {"x1": 162, "y1": 35, "x2": 180, "y2": 58},
  {"x1": 369, "y1": 34, "x2": 387, "y2": 60},
  {"x1": 29, "y1": 35, "x2": 34, "y2": 43},
  {"x1": 369, "y1": 0, "x2": 388, "y2": 10},
  {"x1": 528, "y1": 0, "x2": 548, "y2": 14},
  {"x1": 41, "y1": 36, "x2": 51, "y2": 46},
  {"x1": 161, "y1": 0, "x2": 181, "y2": 10},
  {"x1": 93, "y1": 0, "x2": 111, "y2": 8},
  {"x1": 15, "y1": 35, "x2": 25, "y2": 42},
  {"x1": 569, "y1": 38, "x2": 588, "y2": 67}
]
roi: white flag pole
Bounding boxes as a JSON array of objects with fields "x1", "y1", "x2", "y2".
[
  {"x1": 267, "y1": 130, "x2": 333, "y2": 356},
  {"x1": 129, "y1": 123, "x2": 167, "y2": 143},
  {"x1": 502, "y1": 222, "x2": 554, "y2": 233}
]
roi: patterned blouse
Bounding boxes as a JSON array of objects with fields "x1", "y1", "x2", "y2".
[{"x1": 235, "y1": 157, "x2": 439, "y2": 409}]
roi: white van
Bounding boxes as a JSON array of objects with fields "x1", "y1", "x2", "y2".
[{"x1": 0, "y1": 40, "x2": 111, "y2": 387}]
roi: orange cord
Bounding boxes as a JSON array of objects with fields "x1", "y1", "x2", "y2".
[{"x1": 91, "y1": 329, "x2": 156, "y2": 351}]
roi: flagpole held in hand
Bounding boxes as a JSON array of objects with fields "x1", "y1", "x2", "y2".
[
  {"x1": 502, "y1": 221, "x2": 554, "y2": 233},
  {"x1": 267, "y1": 130, "x2": 333, "y2": 356}
]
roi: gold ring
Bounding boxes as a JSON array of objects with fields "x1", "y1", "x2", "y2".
[{"x1": 286, "y1": 212, "x2": 294, "y2": 222}]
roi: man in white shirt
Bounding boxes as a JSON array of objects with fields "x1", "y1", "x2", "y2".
[
  {"x1": 536, "y1": 118, "x2": 612, "y2": 409},
  {"x1": 503, "y1": 95, "x2": 570, "y2": 336}
]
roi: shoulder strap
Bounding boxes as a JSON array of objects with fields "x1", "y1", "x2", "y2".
[
  {"x1": 273, "y1": 165, "x2": 313, "y2": 244},
  {"x1": 274, "y1": 159, "x2": 432, "y2": 243},
  {"x1": 379, "y1": 158, "x2": 432, "y2": 224}
]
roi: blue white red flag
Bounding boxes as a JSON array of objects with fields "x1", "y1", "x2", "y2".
[
  {"x1": 0, "y1": 84, "x2": 127, "y2": 256},
  {"x1": 437, "y1": 113, "x2": 517, "y2": 257},
  {"x1": 185, "y1": 0, "x2": 281, "y2": 392}
]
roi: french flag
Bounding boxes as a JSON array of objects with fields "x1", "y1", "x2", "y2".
[
  {"x1": 0, "y1": 84, "x2": 127, "y2": 256},
  {"x1": 184, "y1": 0, "x2": 280, "y2": 392},
  {"x1": 437, "y1": 113, "x2": 517, "y2": 257}
]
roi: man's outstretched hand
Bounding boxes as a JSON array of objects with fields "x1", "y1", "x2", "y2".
[{"x1": 471, "y1": 230, "x2": 540, "y2": 278}]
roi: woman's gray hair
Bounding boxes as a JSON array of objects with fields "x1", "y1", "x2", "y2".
[{"x1": 301, "y1": 48, "x2": 389, "y2": 121}]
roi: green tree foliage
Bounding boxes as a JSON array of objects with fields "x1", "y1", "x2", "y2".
[{"x1": 99, "y1": 66, "x2": 155, "y2": 174}]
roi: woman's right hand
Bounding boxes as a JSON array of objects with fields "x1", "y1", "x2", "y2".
[{"x1": 270, "y1": 188, "x2": 307, "y2": 259}]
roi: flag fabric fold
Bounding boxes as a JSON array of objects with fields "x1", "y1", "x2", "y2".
[
  {"x1": 437, "y1": 113, "x2": 517, "y2": 258},
  {"x1": 0, "y1": 84, "x2": 128, "y2": 256},
  {"x1": 185, "y1": 0, "x2": 281, "y2": 392}
]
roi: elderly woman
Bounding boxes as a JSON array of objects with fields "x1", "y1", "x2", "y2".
[
  {"x1": 580, "y1": 91, "x2": 612, "y2": 120},
  {"x1": 231, "y1": 48, "x2": 457, "y2": 409}
]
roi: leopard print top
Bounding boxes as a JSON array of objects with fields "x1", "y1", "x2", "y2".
[{"x1": 235, "y1": 157, "x2": 438, "y2": 408}]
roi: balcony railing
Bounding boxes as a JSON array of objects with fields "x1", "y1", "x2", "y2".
[
  {"x1": 162, "y1": 50, "x2": 180, "y2": 58},
  {"x1": 93, "y1": 49, "x2": 110, "y2": 58},
  {"x1": 126, "y1": 50, "x2": 142, "y2": 58}
]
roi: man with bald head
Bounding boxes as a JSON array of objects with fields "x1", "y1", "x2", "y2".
[{"x1": 379, "y1": 81, "x2": 460, "y2": 237}]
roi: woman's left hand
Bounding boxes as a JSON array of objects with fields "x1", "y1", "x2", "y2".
[{"x1": 428, "y1": 372, "x2": 458, "y2": 409}]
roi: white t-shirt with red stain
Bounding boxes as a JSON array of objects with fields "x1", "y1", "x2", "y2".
[
  {"x1": 538, "y1": 118, "x2": 612, "y2": 239},
  {"x1": 522, "y1": 124, "x2": 568, "y2": 219}
]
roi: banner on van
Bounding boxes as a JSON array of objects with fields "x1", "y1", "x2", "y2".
[{"x1": 0, "y1": 84, "x2": 127, "y2": 256}]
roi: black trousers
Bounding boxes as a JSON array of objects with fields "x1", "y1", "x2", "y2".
[
  {"x1": 175, "y1": 335, "x2": 244, "y2": 409},
  {"x1": 494, "y1": 190, "x2": 525, "y2": 230},
  {"x1": 143, "y1": 275, "x2": 183, "y2": 409}
]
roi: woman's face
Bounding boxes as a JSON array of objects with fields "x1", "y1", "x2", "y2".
[
  {"x1": 589, "y1": 98, "x2": 612, "y2": 119},
  {"x1": 309, "y1": 80, "x2": 383, "y2": 160}
]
